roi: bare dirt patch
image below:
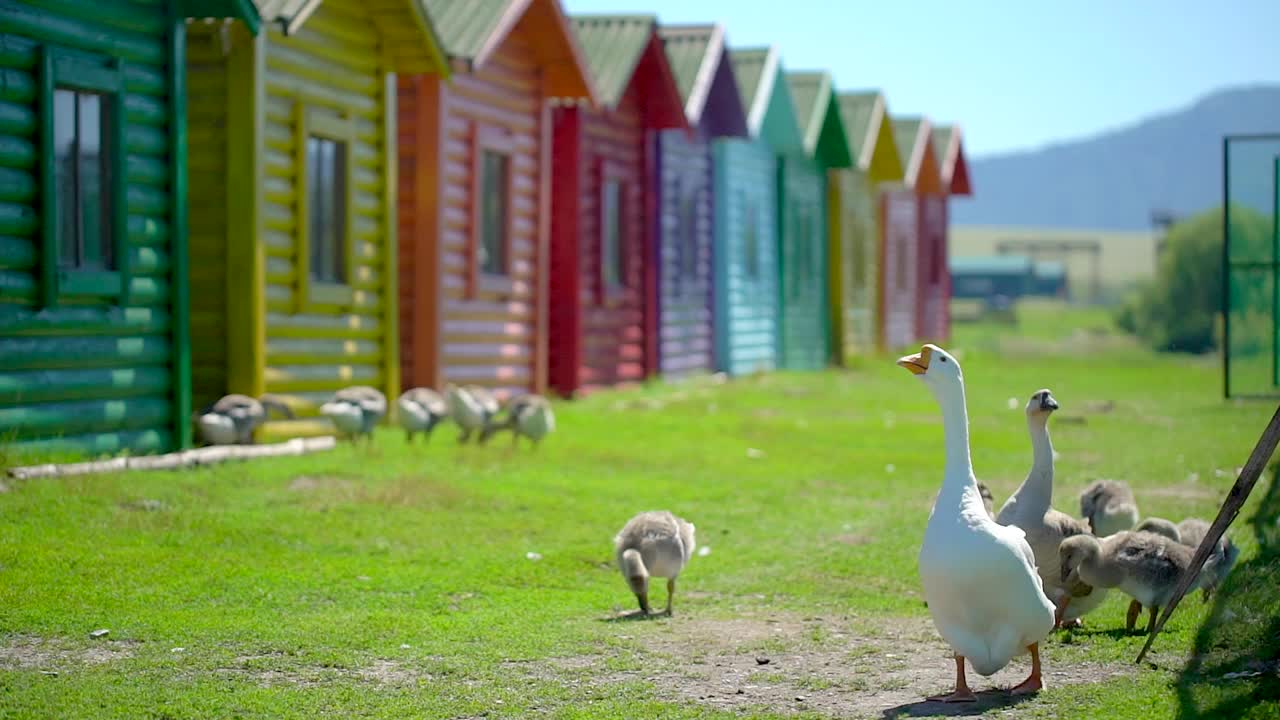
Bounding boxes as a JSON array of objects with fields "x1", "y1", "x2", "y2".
[
  {"x1": 532, "y1": 611, "x2": 1136, "y2": 719},
  {"x1": 214, "y1": 653, "x2": 435, "y2": 688},
  {"x1": 0, "y1": 635, "x2": 136, "y2": 673}
]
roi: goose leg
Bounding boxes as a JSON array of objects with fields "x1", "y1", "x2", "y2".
[
  {"x1": 1010, "y1": 643, "x2": 1044, "y2": 695},
  {"x1": 927, "y1": 656, "x2": 976, "y2": 703},
  {"x1": 458, "y1": 428, "x2": 471, "y2": 445},
  {"x1": 1145, "y1": 606, "x2": 1159, "y2": 635},
  {"x1": 664, "y1": 578, "x2": 675, "y2": 616},
  {"x1": 1126, "y1": 599, "x2": 1143, "y2": 632},
  {"x1": 405, "y1": 429, "x2": 414, "y2": 444}
]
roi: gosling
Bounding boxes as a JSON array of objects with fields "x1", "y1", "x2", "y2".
[
  {"x1": 1079, "y1": 479, "x2": 1140, "y2": 537},
  {"x1": 614, "y1": 511, "x2": 697, "y2": 616}
]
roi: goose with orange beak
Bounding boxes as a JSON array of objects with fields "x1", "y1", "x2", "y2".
[{"x1": 898, "y1": 344, "x2": 1056, "y2": 702}]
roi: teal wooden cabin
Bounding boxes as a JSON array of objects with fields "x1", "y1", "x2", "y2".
[{"x1": 712, "y1": 46, "x2": 804, "y2": 376}]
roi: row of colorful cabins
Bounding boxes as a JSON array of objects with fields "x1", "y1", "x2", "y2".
[{"x1": 0, "y1": 0, "x2": 971, "y2": 454}]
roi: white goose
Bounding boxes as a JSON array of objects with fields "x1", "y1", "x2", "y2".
[
  {"x1": 899, "y1": 344, "x2": 1055, "y2": 702},
  {"x1": 995, "y1": 389, "x2": 1110, "y2": 628}
]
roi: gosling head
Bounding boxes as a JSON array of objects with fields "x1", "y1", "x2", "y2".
[
  {"x1": 1058, "y1": 534, "x2": 1102, "y2": 583},
  {"x1": 1025, "y1": 388, "x2": 1059, "y2": 421}
]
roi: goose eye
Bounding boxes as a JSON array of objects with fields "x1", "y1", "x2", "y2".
[{"x1": 940, "y1": 357, "x2": 948, "y2": 363}]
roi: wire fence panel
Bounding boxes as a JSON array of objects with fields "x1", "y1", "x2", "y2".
[{"x1": 1224, "y1": 135, "x2": 1280, "y2": 399}]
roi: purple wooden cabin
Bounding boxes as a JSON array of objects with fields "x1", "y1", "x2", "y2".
[{"x1": 654, "y1": 24, "x2": 749, "y2": 377}]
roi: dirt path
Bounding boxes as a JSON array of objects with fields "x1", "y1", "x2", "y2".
[{"x1": 542, "y1": 610, "x2": 1138, "y2": 719}]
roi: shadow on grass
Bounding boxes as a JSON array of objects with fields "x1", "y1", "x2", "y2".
[
  {"x1": 599, "y1": 610, "x2": 669, "y2": 623},
  {"x1": 880, "y1": 689, "x2": 1036, "y2": 718},
  {"x1": 1176, "y1": 462, "x2": 1280, "y2": 719}
]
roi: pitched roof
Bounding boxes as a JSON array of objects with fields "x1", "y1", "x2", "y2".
[
  {"x1": 836, "y1": 91, "x2": 903, "y2": 182},
  {"x1": 891, "y1": 116, "x2": 941, "y2": 192},
  {"x1": 785, "y1": 71, "x2": 852, "y2": 168},
  {"x1": 931, "y1": 124, "x2": 973, "y2": 196},
  {"x1": 728, "y1": 47, "x2": 773, "y2": 134},
  {"x1": 252, "y1": 0, "x2": 450, "y2": 75},
  {"x1": 420, "y1": 0, "x2": 593, "y2": 101},
  {"x1": 421, "y1": 0, "x2": 509, "y2": 61},
  {"x1": 570, "y1": 14, "x2": 657, "y2": 108}
]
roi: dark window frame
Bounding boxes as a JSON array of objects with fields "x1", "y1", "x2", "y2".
[{"x1": 39, "y1": 46, "x2": 128, "y2": 306}]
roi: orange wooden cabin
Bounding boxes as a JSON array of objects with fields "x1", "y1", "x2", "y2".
[
  {"x1": 398, "y1": 0, "x2": 597, "y2": 396},
  {"x1": 925, "y1": 124, "x2": 972, "y2": 342}
]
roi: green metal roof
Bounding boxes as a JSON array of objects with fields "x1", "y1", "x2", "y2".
[
  {"x1": 658, "y1": 23, "x2": 717, "y2": 119},
  {"x1": 729, "y1": 47, "x2": 769, "y2": 127},
  {"x1": 932, "y1": 125, "x2": 954, "y2": 164},
  {"x1": 837, "y1": 92, "x2": 879, "y2": 166},
  {"x1": 892, "y1": 118, "x2": 924, "y2": 169},
  {"x1": 570, "y1": 14, "x2": 657, "y2": 109},
  {"x1": 785, "y1": 71, "x2": 852, "y2": 168},
  {"x1": 421, "y1": 0, "x2": 511, "y2": 62},
  {"x1": 950, "y1": 255, "x2": 1034, "y2": 275}
]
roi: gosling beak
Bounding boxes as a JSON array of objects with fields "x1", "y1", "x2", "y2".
[{"x1": 896, "y1": 346, "x2": 932, "y2": 376}]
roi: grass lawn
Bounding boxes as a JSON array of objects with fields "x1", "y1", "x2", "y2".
[{"x1": 2, "y1": 300, "x2": 1277, "y2": 719}]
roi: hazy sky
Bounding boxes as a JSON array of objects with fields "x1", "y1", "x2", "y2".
[{"x1": 562, "y1": 0, "x2": 1280, "y2": 158}]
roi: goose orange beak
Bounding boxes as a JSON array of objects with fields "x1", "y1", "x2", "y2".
[{"x1": 896, "y1": 346, "x2": 932, "y2": 375}]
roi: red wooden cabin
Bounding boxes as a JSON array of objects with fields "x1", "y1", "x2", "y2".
[
  {"x1": 881, "y1": 117, "x2": 941, "y2": 350},
  {"x1": 925, "y1": 124, "x2": 972, "y2": 342},
  {"x1": 548, "y1": 15, "x2": 686, "y2": 397},
  {"x1": 398, "y1": 0, "x2": 596, "y2": 396}
]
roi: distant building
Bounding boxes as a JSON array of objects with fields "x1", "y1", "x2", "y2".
[{"x1": 949, "y1": 255, "x2": 1034, "y2": 302}]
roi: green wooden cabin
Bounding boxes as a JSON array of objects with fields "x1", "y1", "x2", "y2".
[
  {"x1": 0, "y1": 0, "x2": 258, "y2": 456},
  {"x1": 778, "y1": 71, "x2": 851, "y2": 370}
]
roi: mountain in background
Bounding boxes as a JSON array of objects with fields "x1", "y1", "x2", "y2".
[{"x1": 952, "y1": 85, "x2": 1280, "y2": 230}]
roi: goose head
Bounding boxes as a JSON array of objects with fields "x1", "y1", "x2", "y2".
[
  {"x1": 1025, "y1": 388, "x2": 1059, "y2": 422},
  {"x1": 896, "y1": 344, "x2": 963, "y2": 402}
]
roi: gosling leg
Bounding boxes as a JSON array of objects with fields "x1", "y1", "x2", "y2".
[
  {"x1": 633, "y1": 586, "x2": 651, "y2": 615},
  {"x1": 664, "y1": 578, "x2": 675, "y2": 616},
  {"x1": 1126, "y1": 599, "x2": 1143, "y2": 632},
  {"x1": 1145, "y1": 605, "x2": 1159, "y2": 635}
]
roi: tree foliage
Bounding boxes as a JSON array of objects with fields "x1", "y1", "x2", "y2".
[{"x1": 1115, "y1": 205, "x2": 1273, "y2": 353}]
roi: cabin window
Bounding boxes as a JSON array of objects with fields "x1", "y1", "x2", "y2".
[
  {"x1": 850, "y1": 220, "x2": 866, "y2": 292},
  {"x1": 294, "y1": 106, "x2": 356, "y2": 310},
  {"x1": 677, "y1": 185, "x2": 698, "y2": 293},
  {"x1": 791, "y1": 206, "x2": 811, "y2": 299},
  {"x1": 601, "y1": 178, "x2": 625, "y2": 292},
  {"x1": 306, "y1": 135, "x2": 347, "y2": 284},
  {"x1": 479, "y1": 150, "x2": 510, "y2": 276},
  {"x1": 743, "y1": 198, "x2": 760, "y2": 279},
  {"x1": 54, "y1": 88, "x2": 113, "y2": 272},
  {"x1": 39, "y1": 47, "x2": 127, "y2": 305}
]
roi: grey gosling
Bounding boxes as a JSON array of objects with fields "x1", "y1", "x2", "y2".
[
  {"x1": 614, "y1": 511, "x2": 697, "y2": 616},
  {"x1": 1079, "y1": 479, "x2": 1140, "y2": 537}
]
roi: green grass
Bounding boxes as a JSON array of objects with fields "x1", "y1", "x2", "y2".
[{"x1": 1, "y1": 300, "x2": 1276, "y2": 718}]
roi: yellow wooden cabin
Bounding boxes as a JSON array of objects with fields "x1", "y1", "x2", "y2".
[
  {"x1": 827, "y1": 91, "x2": 903, "y2": 362},
  {"x1": 185, "y1": 0, "x2": 449, "y2": 438}
]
